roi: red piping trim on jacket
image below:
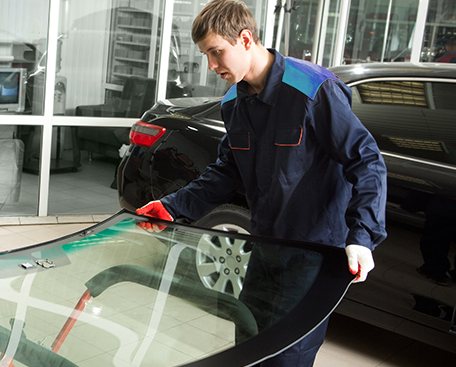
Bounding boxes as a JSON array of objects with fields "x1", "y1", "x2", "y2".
[
  {"x1": 229, "y1": 132, "x2": 250, "y2": 150},
  {"x1": 274, "y1": 126, "x2": 303, "y2": 146}
]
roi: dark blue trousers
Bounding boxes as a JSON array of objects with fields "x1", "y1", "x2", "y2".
[
  {"x1": 239, "y1": 244, "x2": 328, "y2": 367},
  {"x1": 419, "y1": 196, "x2": 456, "y2": 278},
  {"x1": 258, "y1": 318, "x2": 329, "y2": 366}
]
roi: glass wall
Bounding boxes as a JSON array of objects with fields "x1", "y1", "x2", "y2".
[
  {"x1": 47, "y1": 125, "x2": 121, "y2": 215},
  {"x1": 49, "y1": 0, "x2": 271, "y2": 217},
  {"x1": 318, "y1": 0, "x2": 343, "y2": 67},
  {"x1": 0, "y1": 0, "x2": 447, "y2": 218},
  {"x1": 45, "y1": 0, "x2": 155, "y2": 216},
  {"x1": 0, "y1": 1, "x2": 49, "y2": 116},
  {"x1": 420, "y1": 0, "x2": 456, "y2": 62},
  {"x1": 344, "y1": 0, "x2": 419, "y2": 64},
  {"x1": 273, "y1": 0, "x2": 421, "y2": 67},
  {"x1": 0, "y1": 0, "x2": 49, "y2": 216},
  {"x1": 0, "y1": 0, "x2": 272, "y2": 218},
  {"x1": 0, "y1": 125, "x2": 40, "y2": 215},
  {"x1": 160, "y1": 0, "x2": 270, "y2": 99},
  {"x1": 273, "y1": 0, "x2": 319, "y2": 60},
  {"x1": 59, "y1": 0, "x2": 168, "y2": 118}
]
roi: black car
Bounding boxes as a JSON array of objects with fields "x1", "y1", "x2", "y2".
[{"x1": 118, "y1": 62, "x2": 456, "y2": 353}]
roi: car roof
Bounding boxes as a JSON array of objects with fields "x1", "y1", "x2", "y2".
[
  {"x1": 160, "y1": 96, "x2": 222, "y2": 108},
  {"x1": 162, "y1": 63, "x2": 456, "y2": 109},
  {"x1": 329, "y1": 62, "x2": 456, "y2": 84}
]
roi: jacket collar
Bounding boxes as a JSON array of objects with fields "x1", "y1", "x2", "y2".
[{"x1": 236, "y1": 49, "x2": 285, "y2": 106}]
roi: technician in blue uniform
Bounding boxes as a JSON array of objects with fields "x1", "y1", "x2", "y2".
[{"x1": 137, "y1": 0, "x2": 387, "y2": 365}]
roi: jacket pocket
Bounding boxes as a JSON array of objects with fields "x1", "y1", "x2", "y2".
[
  {"x1": 275, "y1": 126, "x2": 303, "y2": 146},
  {"x1": 228, "y1": 132, "x2": 250, "y2": 150}
]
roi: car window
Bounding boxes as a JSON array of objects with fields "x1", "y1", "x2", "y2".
[
  {"x1": 355, "y1": 81, "x2": 427, "y2": 106},
  {"x1": 351, "y1": 78, "x2": 456, "y2": 207},
  {"x1": 0, "y1": 209, "x2": 352, "y2": 367},
  {"x1": 352, "y1": 80, "x2": 456, "y2": 167},
  {"x1": 202, "y1": 103, "x2": 223, "y2": 121}
]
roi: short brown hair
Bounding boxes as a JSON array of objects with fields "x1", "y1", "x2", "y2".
[{"x1": 192, "y1": 0, "x2": 259, "y2": 45}]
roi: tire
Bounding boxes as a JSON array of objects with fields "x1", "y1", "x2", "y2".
[
  {"x1": 194, "y1": 204, "x2": 251, "y2": 233},
  {"x1": 192, "y1": 204, "x2": 252, "y2": 298}
]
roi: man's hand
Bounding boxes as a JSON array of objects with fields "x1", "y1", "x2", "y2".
[
  {"x1": 345, "y1": 244, "x2": 374, "y2": 283},
  {"x1": 136, "y1": 200, "x2": 174, "y2": 232}
]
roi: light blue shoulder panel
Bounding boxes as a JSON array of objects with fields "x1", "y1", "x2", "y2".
[
  {"x1": 282, "y1": 58, "x2": 337, "y2": 100},
  {"x1": 222, "y1": 84, "x2": 237, "y2": 105}
]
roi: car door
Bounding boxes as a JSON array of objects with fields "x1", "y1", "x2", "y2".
[
  {"x1": 0, "y1": 209, "x2": 353, "y2": 367},
  {"x1": 340, "y1": 76, "x2": 456, "y2": 351}
]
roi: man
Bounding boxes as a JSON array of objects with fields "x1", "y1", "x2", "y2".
[
  {"x1": 435, "y1": 38, "x2": 456, "y2": 63},
  {"x1": 137, "y1": 0, "x2": 387, "y2": 365}
]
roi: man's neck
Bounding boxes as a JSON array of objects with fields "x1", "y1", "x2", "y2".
[{"x1": 245, "y1": 47, "x2": 275, "y2": 95}]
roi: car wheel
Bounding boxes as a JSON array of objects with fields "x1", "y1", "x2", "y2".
[{"x1": 193, "y1": 204, "x2": 252, "y2": 298}]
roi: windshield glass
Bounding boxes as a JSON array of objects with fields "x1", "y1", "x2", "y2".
[{"x1": 0, "y1": 210, "x2": 352, "y2": 367}]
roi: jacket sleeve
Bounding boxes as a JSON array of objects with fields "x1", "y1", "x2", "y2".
[
  {"x1": 310, "y1": 79, "x2": 387, "y2": 250},
  {"x1": 160, "y1": 134, "x2": 243, "y2": 221}
]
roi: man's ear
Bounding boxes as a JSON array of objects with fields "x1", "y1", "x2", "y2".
[{"x1": 239, "y1": 29, "x2": 254, "y2": 50}]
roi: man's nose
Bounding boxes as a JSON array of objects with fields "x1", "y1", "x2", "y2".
[{"x1": 207, "y1": 56, "x2": 217, "y2": 71}]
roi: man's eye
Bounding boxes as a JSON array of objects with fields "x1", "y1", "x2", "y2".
[{"x1": 213, "y1": 50, "x2": 221, "y2": 55}]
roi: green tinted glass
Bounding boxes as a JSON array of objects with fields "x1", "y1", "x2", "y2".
[{"x1": 0, "y1": 210, "x2": 352, "y2": 367}]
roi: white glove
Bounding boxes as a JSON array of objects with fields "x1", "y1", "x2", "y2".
[{"x1": 345, "y1": 244, "x2": 374, "y2": 283}]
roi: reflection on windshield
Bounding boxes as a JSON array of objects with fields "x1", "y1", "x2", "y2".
[{"x1": 0, "y1": 210, "x2": 350, "y2": 367}]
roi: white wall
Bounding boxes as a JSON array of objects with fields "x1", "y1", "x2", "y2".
[
  {"x1": 59, "y1": 0, "x2": 111, "y2": 112},
  {"x1": 0, "y1": 1, "x2": 49, "y2": 43},
  {"x1": 0, "y1": 0, "x2": 110, "y2": 113}
]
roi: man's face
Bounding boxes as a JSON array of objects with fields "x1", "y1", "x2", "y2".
[{"x1": 197, "y1": 33, "x2": 249, "y2": 85}]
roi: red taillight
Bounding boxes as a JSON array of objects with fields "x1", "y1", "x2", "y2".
[{"x1": 130, "y1": 121, "x2": 166, "y2": 147}]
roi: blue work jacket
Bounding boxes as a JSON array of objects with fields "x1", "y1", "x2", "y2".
[{"x1": 162, "y1": 50, "x2": 387, "y2": 250}]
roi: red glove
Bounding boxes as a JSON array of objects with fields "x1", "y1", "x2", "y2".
[{"x1": 136, "y1": 200, "x2": 174, "y2": 232}]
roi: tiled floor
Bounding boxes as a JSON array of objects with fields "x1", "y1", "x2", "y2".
[
  {"x1": 318, "y1": 314, "x2": 456, "y2": 367},
  {"x1": 1, "y1": 221, "x2": 455, "y2": 366}
]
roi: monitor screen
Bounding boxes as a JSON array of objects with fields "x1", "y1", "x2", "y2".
[{"x1": 0, "y1": 68, "x2": 26, "y2": 113}]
